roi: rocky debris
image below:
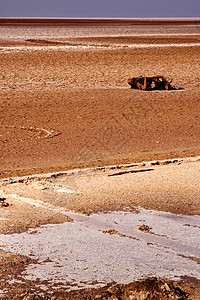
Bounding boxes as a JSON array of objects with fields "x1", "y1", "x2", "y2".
[
  {"x1": 101, "y1": 229, "x2": 139, "y2": 241},
  {"x1": 0, "y1": 197, "x2": 9, "y2": 207},
  {"x1": 150, "y1": 160, "x2": 160, "y2": 166},
  {"x1": 91, "y1": 278, "x2": 189, "y2": 300},
  {"x1": 0, "y1": 278, "x2": 193, "y2": 300},
  {"x1": 161, "y1": 160, "x2": 173, "y2": 165},
  {"x1": 138, "y1": 224, "x2": 152, "y2": 232},
  {"x1": 20, "y1": 290, "x2": 55, "y2": 300},
  {"x1": 0, "y1": 156, "x2": 196, "y2": 188},
  {"x1": 45, "y1": 278, "x2": 191, "y2": 300},
  {"x1": 102, "y1": 229, "x2": 119, "y2": 235},
  {"x1": 108, "y1": 168, "x2": 154, "y2": 177}
]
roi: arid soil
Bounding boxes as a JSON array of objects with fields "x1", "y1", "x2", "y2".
[
  {"x1": 1, "y1": 267, "x2": 199, "y2": 300},
  {"x1": 1, "y1": 158, "x2": 200, "y2": 221},
  {"x1": 0, "y1": 245, "x2": 200, "y2": 299},
  {"x1": 0, "y1": 20, "x2": 200, "y2": 178},
  {"x1": 0, "y1": 196, "x2": 73, "y2": 235},
  {"x1": 0, "y1": 19, "x2": 200, "y2": 299},
  {"x1": 1, "y1": 159, "x2": 200, "y2": 299}
]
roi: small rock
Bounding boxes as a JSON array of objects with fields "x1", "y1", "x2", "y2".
[
  {"x1": 1, "y1": 202, "x2": 9, "y2": 207},
  {"x1": 162, "y1": 160, "x2": 172, "y2": 165},
  {"x1": 161, "y1": 282, "x2": 171, "y2": 292},
  {"x1": 107, "y1": 284, "x2": 121, "y2": 295},
  {"x1": 0, "y1": 197, "x2": 9, "y2": 207},
  {"x1": 138, "y1": 224, "x2": 151, "y2": 232},
  {"x1": 172, "y1": 159, "x2": 178, "y2": 163},
  {"x1": 0, "y1": 197, "x2": 6, "y2": 202},
  {"x1": 94, "y1": 294, "x2": 103, "y2": 299},
  {"x1": 151, "y1": 161, "x2": 159, "y2": 166},
  {"x1": 128, "y1": 290, "x2": 150, "y2": 300}
]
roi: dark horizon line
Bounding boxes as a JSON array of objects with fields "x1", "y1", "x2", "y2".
[
  {"x1": 0, "y1": 17, "x2": 200, "y2": 25},
  {"x1": 0, "y1": 16, "x2": 200, "y2": 19}
]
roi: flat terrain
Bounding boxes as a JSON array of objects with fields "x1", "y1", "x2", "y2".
[
  {"x1": 0, "y1": 158, "x2": 200, "y2": 299},
  {"x1": 0, "y1": 19, "x2": 200, "y2": 299},
  {"x1": 0, "y1": 20, "x2": 200, "y2": 178}
]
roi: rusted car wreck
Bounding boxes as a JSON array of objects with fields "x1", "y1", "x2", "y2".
[{"x1": 128, "y1": 76, "x2": 176, "y2": 90}]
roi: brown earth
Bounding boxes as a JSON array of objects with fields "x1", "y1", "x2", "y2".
[
  {"x1": 65, "y1": 278, "x2": 200, "y2": 300},
  {"x1": 0, "y1": 44, "x2": 199, "y2": 179},
  {"x1": 0, "y1": 20, "x2": 200, "y2": 299},
  {"x1": 0, "y1": 239, "x2": 199, "y2": 299},
  {"x1": 0, "y1": 196, "x2": 73, "y2": 234},
  {"x1": 0, "y1": 251, "x2": 199, "y2": 300},
  {"x1": 1, "y1": 159, "x2": 200, "y2": 221}
]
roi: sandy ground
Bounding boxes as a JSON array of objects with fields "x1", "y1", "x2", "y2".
[
  {"x1": 0, "y1": 158, "x2": 200, "y2": 299},
  {"x1": 0, "y1": 22, "x2": 200, "y2": 178},
  {"x1": 0, "y1": 19, "x2": 200, "y2": 299},
  {"x1": 1, "y1": 157, "x2": 200, "y2": 220}
]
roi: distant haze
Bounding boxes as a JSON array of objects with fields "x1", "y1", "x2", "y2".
[{"x1": 0, "y1": 0, "x2": 200, "y2": 18}]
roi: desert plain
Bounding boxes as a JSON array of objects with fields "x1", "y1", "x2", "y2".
[{"x1": 0, "y1": 18, "x2": 200, "y2": 299}]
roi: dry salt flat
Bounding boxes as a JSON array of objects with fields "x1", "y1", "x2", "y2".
[
  {"x1": 1, "y1": 158, "x2": 200, "y2": 295},
  {"x1": 0, "y1": 200, "x2": 200, "y2": 293},
  {"x1": 0, "y1": 19, "x2": 200, "y2": 298}
]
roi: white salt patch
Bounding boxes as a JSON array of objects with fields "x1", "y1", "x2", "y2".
[{"x1": 0, "y1": 208, "x2": 199, "y2": 291}]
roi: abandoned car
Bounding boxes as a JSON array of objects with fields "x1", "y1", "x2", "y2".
[{"x1": 128, "y1": 76, "x2": 176, "y2": 91}]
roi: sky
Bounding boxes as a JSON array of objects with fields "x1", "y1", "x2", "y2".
[{"x1": 0, "y1": 0, "x2": 200, "y2": 18}]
